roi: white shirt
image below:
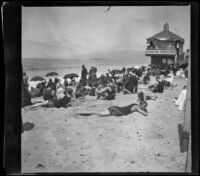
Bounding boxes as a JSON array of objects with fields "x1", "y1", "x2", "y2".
[
  {"x1": 175, "y1": 89, "x2": 187, "y2": 110},
  {"x1": 56, "y1": 87, "x2": 65, "y2": 99}
]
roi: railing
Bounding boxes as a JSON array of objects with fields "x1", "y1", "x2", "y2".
[{"x1": 145, "y1": 49, "x2": 176, "y2": 55}]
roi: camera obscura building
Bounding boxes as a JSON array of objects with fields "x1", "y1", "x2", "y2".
[{"x1": 145, "y1": 23, "x2": 184, "y2": 70}]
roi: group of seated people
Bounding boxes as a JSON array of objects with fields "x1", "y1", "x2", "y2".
[
  {"x1": 29, "y1": 76, "x2": 149, "y2": 117},
  {"x1": 75, "y1": 66, "x2": 145, "y2": 100},
  {"x1": 29, "y1": 78, "x2": 61, "y2": 98},
  {"x1": 30, "y1": 87, "x2": 73, "y2": 109},
  {"x1": 147, "y1": 70, "x2": 177, "y2": 93},
  {"x1": 27, "y1": 63, "x2": 181, "y2": 111},
  {"x1": 28, "y1": 64, "x2": 162, "y2": 104},
  {"x1": 27, "y1": 66, "x2": 146, "y2": 110},
  {"x1": 31, "y1": 86, "x2": 149, "y2": 118}
]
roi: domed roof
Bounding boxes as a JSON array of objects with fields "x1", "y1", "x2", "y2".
[{"x1": 147, "y1": 23, "x2": 184, "y2": 43}]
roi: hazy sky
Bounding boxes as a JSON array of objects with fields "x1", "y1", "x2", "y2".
[{"x1": 22, "y1": 6, "x2": 190, "y2": 59}]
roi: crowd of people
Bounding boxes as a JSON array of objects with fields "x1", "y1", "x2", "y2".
[{"x1": 22, "y1": 63, "x2": 188, "y2": 115}]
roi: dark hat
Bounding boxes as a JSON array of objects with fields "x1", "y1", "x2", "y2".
[
  {"x1": 138, "y1": 91, "x2": 144, "y2": 100},
  {"x1": 65, "y1": 88, "x2": 73, "y2": 95}
]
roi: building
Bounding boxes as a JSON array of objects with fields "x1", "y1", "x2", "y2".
[{"x1": 145, "y1": 23, "x2": 185, "y2": 70}]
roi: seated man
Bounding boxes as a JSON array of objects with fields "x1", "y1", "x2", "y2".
[
  {"x1": 43, "y1": 87, "x2": 55, "y2": 100},
  {"x1": 78, "y1": 92, "x2": 148, "y2": 117},
  {"x1": 163, "y1": 71, "x2": 177, "y2": 89},
  {"x1": 30, "y1": 87, "x2": 41, "y2": 98},
  {"x1": 116, "y1": 80, "x2": 123, "y2": 93},
  {"x1": 88, "y1": 85, "x2": 96, "y2": 96},
  {"x1": 96, "y1": 83, "x2": 116, "y2": 100},
  {"x1": 148, "y1": 77, "x2": 165, "y2": 93}
]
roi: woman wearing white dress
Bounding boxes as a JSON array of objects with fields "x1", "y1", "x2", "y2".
[{"x1": 174, "y1": 86, "x2": 187, "y2": 111}]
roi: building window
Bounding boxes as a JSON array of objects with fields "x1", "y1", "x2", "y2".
[
  {"x1": 167, "y1": 59, "x2": 173, "y2": 64},
  {"x1": 162, "y1": 58, "x2": 167, "y2": 64}
]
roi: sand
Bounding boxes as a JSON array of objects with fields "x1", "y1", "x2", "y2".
[{"x1": 21, "y1": 76, "x2": 188, "y2": 173}]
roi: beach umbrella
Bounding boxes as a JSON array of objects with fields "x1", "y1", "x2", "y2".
[
  {"x1": 64, "y1": 73, "x2": 79, "y2": 79},
  {"x1": 111, "y1": 69, "x2": 121, "y2": 74},
  {"x1": 46, "y1": 72, "x2": 58, "y2": 77},
  {"x1": 30, "y1": 76, "x2": 45, "y2": 82}
]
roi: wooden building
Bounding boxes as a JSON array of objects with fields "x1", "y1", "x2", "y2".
[{"x1": 145, "y1": 23, "x2": 185, "y2": 70}]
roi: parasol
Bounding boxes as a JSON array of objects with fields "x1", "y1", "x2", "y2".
[
  {"x1": 30, "y1": 76, "x2": 45, "y2": 82},
  {"x1": 64, "y1": 73, "x2": 79, "y2": 79}
]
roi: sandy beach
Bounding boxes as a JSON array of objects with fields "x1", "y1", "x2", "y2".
[{"x1": 21, "y1": 75, "x2": 188, "y2": 173}]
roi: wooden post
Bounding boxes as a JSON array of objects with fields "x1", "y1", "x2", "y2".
[{"x1": 184, "y1": 53, "x2": 191, "y2": 172}]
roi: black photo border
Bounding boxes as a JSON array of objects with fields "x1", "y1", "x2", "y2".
[{"x1": 3, "y1": 1, "x2": 199, "y2": 175}]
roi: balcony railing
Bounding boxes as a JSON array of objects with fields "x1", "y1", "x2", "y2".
[{"x1": 145, "y1": 49, "x2": 176, "y2": 55}]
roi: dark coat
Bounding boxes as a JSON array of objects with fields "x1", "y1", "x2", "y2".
[
  {"x1": 81, "y1": 67, "x2": 88, "y2": 79},
  {"x1": 124, "y1": 76, "x2": 134, "y2": 93}
]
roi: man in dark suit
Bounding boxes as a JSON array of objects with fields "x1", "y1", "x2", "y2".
[{"x1": 81, "y1": 64, "x2": 88, "y2": 86}]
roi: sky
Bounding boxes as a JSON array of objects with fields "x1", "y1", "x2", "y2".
[{"x1": 22, "y1": 6, "x2": 190, "y2": 59}]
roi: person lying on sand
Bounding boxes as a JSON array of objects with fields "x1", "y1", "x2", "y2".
[
  {"x1": 78, "y1": 92, "x2": 148, "y2": 117},
  {"x1": 29, "y1": 88, "x2": 73, "y2": 109},
  {"x1": 96, "y1": 83, "x2": 116, "y2": 100}
]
